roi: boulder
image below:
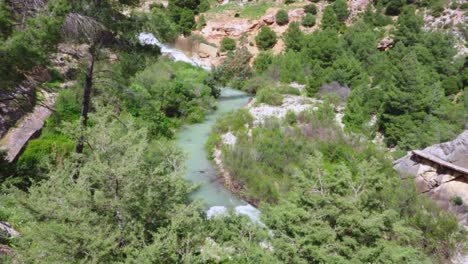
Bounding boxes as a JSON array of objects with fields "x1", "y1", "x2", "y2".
[
  {"x1": 198, "y1": 43, "x2": 218, "y2": 58},
  {"x1": 393, "y1": 131, "x2": 468, "y2": 226},
  {"x1": 262, "y1": 15, "x2": 275, "y2": 25},
  {"x1": 288, "y1": 9, "x2": 305, "y2": 22}
]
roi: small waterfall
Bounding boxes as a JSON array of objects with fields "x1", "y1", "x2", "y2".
[
  {"x1": 137, "y1": 32, "x2": 210, "y2": 70},
  {"x1": 137, "y1": 32, "x2": 262, "y2": 225}
]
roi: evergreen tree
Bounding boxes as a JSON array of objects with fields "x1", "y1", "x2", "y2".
[
  {"x1": 283, "y1": 22, "x2": 305, "y2": 52},
  {"x1": 302, "y1": 13, "x2": 316, "y2": 27},
  {"x1": 321, "y1": 6, "x2": 339, "y2": 30},
  {"x1": 254, "y1": 51, "x2": 273, "y2": 73},
  {"x1": 275, "y1": 9, "x2": 289, "y2": 25},
  {"x1": 220, "y1": 37, "x2": 236, "y2": 52},
  {"x1": 394, "y1": 5, "x2": 424, "y2": 46},
  {"x1": 333, "y1": 0, "x2": 349, "y2": 21},
  {"x1": 255, "y1": 26, "x2": 278, "y2": 50}
]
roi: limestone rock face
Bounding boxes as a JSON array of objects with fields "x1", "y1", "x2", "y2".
[{"x1": 393, "y1": 131, "x2": 468, "y2": 226}]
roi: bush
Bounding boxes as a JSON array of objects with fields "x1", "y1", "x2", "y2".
[
  {"x1": 197, "y1": 14, "x2": 206, "y2": 29},
  {"x1": 220, "y1": 37, "x2": 236, "y2": 52},
  {"x1": 304, "y1": 4, "x2": 317, "y2": 15},
  {"x1": 322, "y1": 6, "x2": 338, "y2": 30},
  {"x1": 275, "y1": 9, "x2": 289, "y2": 25},
  {"x1": 283, "y1": 22, "x2": 304, "y2": 51},
  {"x1": 256, "y1": 88, "x2": 283, "y2": 106},
  {"x1": 451, "y1": 196, "x2": 463, "y2": 206},
  {"x1": 333, "y1": 0, "x2": 348, "y2": 21},
  {"x1": 255, "y1": 26, "x2": 277, "y2": 50},
  {"x1": 461, "y1": 3, "x2": 468, "y2": 10},
  {"x1": 431, "y1": 3, "x2": 444, "y2": 17},
  {"x1": 253, "y1": 51, "x2": 273, "y2": 73},
  {"x1": 213, "y1": 47, "x2": 253, "y2": 88},
  {"x1": 302, "y1": 14, "x2": 316, "y2": 27},
  {"x1": 213, "y1": 109, "x2": 253, "y2": 133},
  {"x1": 146, "y1": 8, "x2": 179, "y2": 42},
  {"x1": 442, "y1": 76, "x2": 462, "y2": 96},
  {"x1": 386, "y1": 0, "x2": 405, "y2": 16}
]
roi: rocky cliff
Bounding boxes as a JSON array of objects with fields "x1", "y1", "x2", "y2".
[{"x1": 394, "y1": 131, "x2": 468, "y2": 226}]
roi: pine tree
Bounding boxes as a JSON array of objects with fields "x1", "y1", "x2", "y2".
[
  {"x1": 321, "y1": 6, "x2": 338, "y2": 30},
  {"x1": 283, "y1": 22, "x2": 304, "y2": 52}
]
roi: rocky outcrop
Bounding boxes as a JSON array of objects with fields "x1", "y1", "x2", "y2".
[
  {"x1": 423, "y1": 4, "x2": 467, "y2": 55},
  {"x1": 0, "y1": 90, "x2": 57, "y2": 162},
  {"x1": 0, "y1": 83, "x2": 35, "y2": 139},
  {"x1": 394, "y1": 131, "x2": 468, "y2": 226},
  {"x1": 0, "y1": 65, "x2": 53, "y2": 139}
]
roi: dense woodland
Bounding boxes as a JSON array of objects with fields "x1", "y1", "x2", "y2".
[{"x1": 0, "y1": 0, "x2": 466, "y2": 263}]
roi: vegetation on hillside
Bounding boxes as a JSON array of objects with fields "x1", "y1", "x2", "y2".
[{"x1": 0, "y1": 0, "x2": 466, "y2": 263}]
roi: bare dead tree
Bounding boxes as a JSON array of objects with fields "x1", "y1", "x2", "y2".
[{"x1": 62, "y1": 13, "x2": 112, "y2": 154}]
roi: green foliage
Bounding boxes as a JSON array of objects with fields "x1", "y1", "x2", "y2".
[
  {"x1": 255, "y1": 26, "x2": 278, "y2": 50},
  {"x1": 302, "y1": 13, "x2": 316, "y2": 27},
  {"x1": 253, "y1": 51, "x2": 273, "y2": 73},
  {"x1": 0, "y1": 14, "x2": 63, "y2": 90},
  {"x1": 213, "y1": 47, "x2": 253, "y2": 88},
  {"x1": 303, "y1": 29, "x2": 343, "y2": 66},
  {"x1": 394, "y1": 6, "x2": 424, "y2": 46},
  {"x1": 452, "y1": 196, "x2": 463, "y2": 206},
  {"x1": 385, "y1": 0, "x2": 405, "y2": 15},
  {"x1": 16, "y1": 133, "x2": 74, "y2": 181},
  {"x1": 275, "y1": 9, "x2": 289, "y2": 26},
  {"x1": 283, "y1": 22, "x2": 305, "y2": 52},
  {"x1": 256, "y1": 88, "x2": 283, "y2": 106},
  {"x1": 167, "y1": 0, "x2": 207, "y2": 35},
  {"x1": 213, "y1": 108, "x2": 253, "y2": 134},
  {"x1": 276, "y1": 50, "x2": 306, "y2": 84},
  {"x1": 333, "y1": 0, "x2": 349, "y2": 21},
  {"x1": 197, "y1": 14, "x2": 207, "y2": 29},
  {"x1": 322, "y1": 6, "x2": 339, "y2": 30},
  {"x1": 304, "y1": 4, "x2": 317, "y2": 15},
  {"x1": 197, "y1": 0, "x2": 210, "y2": 13},
  {"x1": 146, "y1": 7, "x2": 180, "y2": 42},
  {"x1": 216, "y1": 105, "x2": 465, "y2": 262},
  {"x1": 178, "y1": 8, "x2": 196, "y2": 34},
  {"x1": 131, "y1": 58, "x2": 215, "y2": 125},
  {"x1": 0, "y1": 1, "x2": 12, "y2": 39},
  {"x1": 220, "y1": 37, "x2": 236, "y2": 52}
]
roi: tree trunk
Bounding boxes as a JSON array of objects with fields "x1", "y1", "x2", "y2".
[{"x1": 76, "y1": 48, "x2": 95, "y2": 154}]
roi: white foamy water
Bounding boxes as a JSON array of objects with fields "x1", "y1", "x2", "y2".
[
  {"x1": 137, "y1": 32, "x2": 262, "y2": 225},
  {"x1": 137, "y1": 32, "x2": 210, "y2": 70}
]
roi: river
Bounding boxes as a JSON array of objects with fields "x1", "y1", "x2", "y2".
[{"x1": 138, "y1": 33, "x2": 261, "y2": 222}]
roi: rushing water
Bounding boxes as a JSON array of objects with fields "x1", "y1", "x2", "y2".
[{"x1": 137, "y1": 33, "x2": 261, "y2": 222}]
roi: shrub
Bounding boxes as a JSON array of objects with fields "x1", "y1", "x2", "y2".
[
  {"x1": 255, "y1": 26, "x2": 277, "y2": 50},
  {"x1": 213, "y1": 47, "x2": 253, "y2": 88},
  {"x1": 213, "y1": 109, "x2": 253, "y2": 133},
  {"x1": 275, "y1": 9, "x2": 289, "y2": 25},
  {"x1": 146, "y1": 8, "x2": 179, "y2": 42},
  {"x1": 304, "y1": 4, "x2": 317, "y2": 15},
  {"x1": 220, "y1": 37, "x2": 236, "y2": 52},
  {"x1": 442, "y1": 76, "x2": 462, "y2": 96},
  {"x1": 197, "y1": 0, "x2": 210, "y2": 13},
  {"x1": 386, "y1": 0, "x2": 405, "y2": 16},
  {"x1": 302, "y1": 14, "x2": 316, "y2": 27},
  {"x1": 283, "y1": 22, "x2": 304, "y2": 51},
  {"x1": 451, "y1": 196, "x2": 463, "y2": 206},
  {"x1": 253, "y1": 51, "x2": 273, "y2": 73},
  {"x1": 256, "y1": 88, "x2": 283, "y2": 106},
  {"x1": 197, "y1": 14, "x2": 206, "y2": 29},
  {"x1": 461, "y1": 3, "x2": 468, "y2": 10},
  {"x1": 431, "y1": 3, "x2": 444, "y2": 17},
  {"x1": 333, "y1": 0, "x2": 348, "y2": 21},
  {"x1": 322, "y1": 6, "x2": 338, "y2": 30}
]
